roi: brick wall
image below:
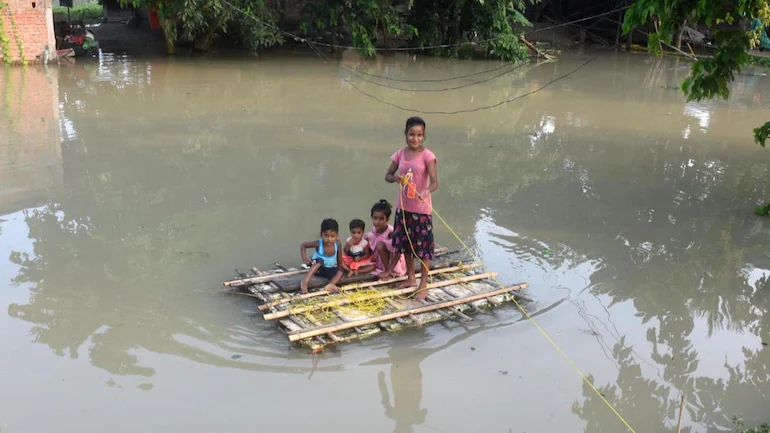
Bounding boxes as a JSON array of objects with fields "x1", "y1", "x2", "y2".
[
  {"x1": 0, "y1": 0, "x2": 56, "y2": 63},
  {"x1": 0, "y1": 66, "x2": 63, "y2": 214}
]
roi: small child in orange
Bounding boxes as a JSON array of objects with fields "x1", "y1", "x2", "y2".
[{"x1": 342, "y1": 219, "x2": 375, "y2": 277}]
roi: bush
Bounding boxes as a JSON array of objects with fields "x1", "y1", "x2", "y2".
[{"x1": 53, "y1": 4, "x2": 104, "y2": 24}]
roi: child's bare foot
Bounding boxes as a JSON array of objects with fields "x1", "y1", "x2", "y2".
[
  {"x1": 378, "y1": 271, "x2": 393, "y2": 281},
  {"x1": 414, "y1": 288, "x2": 428, "y2": 301},
  {"x1": 346, "y1": 270, "x2": 354, "y2": 278},
  {"x1": 397, "y1": 279, "x2": 417, "y2": 289},
  {"x1": 325, "y1": 284, "x2": 340, "y2": 293},
  {"x1": 300, "y1": 280, "x2": 309, "y2": 294}
]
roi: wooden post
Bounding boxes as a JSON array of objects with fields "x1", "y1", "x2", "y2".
[
  {"x1": 676, "y1": 394, "x2": 686, "y2": 433},
  {"x1": 288, "y1": 283, "x2": 529, "y2": 341},
  {"x1": 615, "y1": 10, "x2": 622, "y2": 50},
  {"x1": 626, "y1": 27, "x2": 633, "y2": 51}
]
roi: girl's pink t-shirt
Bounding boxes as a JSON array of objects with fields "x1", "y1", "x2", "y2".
[
  {"x1": 392, "y1": 147, "x2": 436, "y2": 215},
  {"x1": 367, "y1": 225, "x2": 406, "y2": 277}
]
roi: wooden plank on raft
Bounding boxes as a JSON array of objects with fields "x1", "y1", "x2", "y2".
[
  {"x1": 264, "y1": 272, "x2": 499, "y2": 321},
  {"x1": 288, "y1": 283, "x2": 529, "y2": 341},
  {"x1": 304, "y1": 313, "x2": 341, "y2": 342},
  {"x1": 270, "y1": 256, "x2": 466, "y2": 293},
  {"x1": 223, "y1": 247, "x2": 452, "y2": 287},
  {"x1": 257, "y1": 263, "x2": 482, "y2": 311},
  {"x1": 422, "y1": 297, "x2": 455, "y2": 319},
  {"x1": 273, "y1": 273, "x2": 372, "y2": 292}
]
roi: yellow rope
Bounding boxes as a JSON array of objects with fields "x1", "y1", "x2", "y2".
[
  {"x1": 400, "y1": 177, "x2": 638, "y2": 433},
  {"x1": 396, "y1": 176, "x2": 433, "y2": 297}
]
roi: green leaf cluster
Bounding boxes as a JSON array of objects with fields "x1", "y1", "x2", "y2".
[
  {"x1": 301, "y1": 0, "x2": 534, "y2": 60},
  {"x1": 120, "y1": 0, "x2": 283, "y2": 52},
  {"x1": 301, "y1": 0, "x2": 414, "y2": 57},
  {"x1": 53, "y1": 4, "x2": 104, "y2": 24},
  {"x1": 624, "y1": 0, "x2": 770, "y2": 146}
]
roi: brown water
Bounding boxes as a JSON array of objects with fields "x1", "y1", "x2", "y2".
[{"x1": 2, "y1": 50, "x2": 770, "y2": 433}]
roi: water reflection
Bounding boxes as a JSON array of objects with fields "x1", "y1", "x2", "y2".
[
  {"x1": 2, "y1": 53, "x2": 770, "y2": 432},
  {"x1": 374, "y1": 344, "x2": 429, "y2": 433}
]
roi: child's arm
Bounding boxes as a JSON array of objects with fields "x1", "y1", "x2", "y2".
[
  {"x1": 385, "y1": 161, "x2": 404, "y2": 184},
  {"x1": 300, "y1": 262, "x2": 321, "y2": 293},
  {"x1": 300, "y1": 240, "x2": 317, "y2": 265},
  {"x1": 362, "y1": 243, "x2": 372, "y2": 261},
  {"x1": 427, "y1": 159, "x2": 438, "y2": 193},
  {"x1": 342, "y1": 238, "x2": 352, "y2": 256},
  {"x1": 337, "y1": 240, "x2": 350, "y2": 271}
]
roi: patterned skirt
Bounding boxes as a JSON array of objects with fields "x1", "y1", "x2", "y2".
[{"x1": 392, "y1": 209, "x2": 434, "y2": 260}]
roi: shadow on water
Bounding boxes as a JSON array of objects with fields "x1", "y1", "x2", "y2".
[{"x1": 2, "y1": 52, "x2": 770, "y2": 432}]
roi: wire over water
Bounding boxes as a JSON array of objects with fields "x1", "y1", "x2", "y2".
[
  {"x1": 340, "y1": 61, "x2": 530, "y2": 93},
  {"x1": 347, "y1": 61, "x2": 517, "y2": 83},
  {"x1": 341, "y1": 56, "x2": 597, "y2": 115}
]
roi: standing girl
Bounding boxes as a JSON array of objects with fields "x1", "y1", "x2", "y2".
[{"x1": 384, "y1": 117, "x2": 438, "y2": 301}]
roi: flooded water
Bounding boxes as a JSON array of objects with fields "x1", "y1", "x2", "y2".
[{"x1": 2, "y1": 50, "x2": 770, "y2": 433}]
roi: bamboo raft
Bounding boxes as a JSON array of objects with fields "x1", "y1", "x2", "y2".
[{"x1": 222, "y1": 248, "x2": 530, "y2": 350}]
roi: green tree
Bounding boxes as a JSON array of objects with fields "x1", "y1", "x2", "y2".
[
  {"x1": 301, "y1": 0, "x2": 416, "y2": 56},
  {"x1": 623, "y1": 0, "x2": 770, "y2": 213},
  {"x1": 301, "y1": 0, "x2": 533, "y2": 60},
  {"x1": 120, "y1": 0, "x2": 283, "y2": 53},
  {"x1": 623, "y1": 1, "x2": 770, "y2": 145}
]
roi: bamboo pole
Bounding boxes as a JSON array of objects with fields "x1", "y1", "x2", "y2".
[
  {"x1": 676, "y1": 394, "x2": 686, "y2": 433},
  {"x1": 305, "y1": 313, "x2": 341, "y2": 343},
  {"x1": 223, "y1": 247, "x2": 451, "y2": 287},
  {"x1": 288, "y1": 283, "x2": 528, "y2": 341},
  {"x1": 219, "y1": 290, "x2": 265, "y2": 299},
  {"x1": 264, "y1": 272, "x2": 498, "y2": 321},
  {"x1": 257, "y1": 263, "x2": 483, "y2": 311},
  {"x1": 224, "y1": 269, "x2": 304, "y2": 287},
  {"x1": 519, "y1": 35, "x2": 554, "y2": 61}
]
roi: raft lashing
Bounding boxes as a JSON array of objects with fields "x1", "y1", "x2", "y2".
[{"x1": 222, "y1": 248, "x2": 530, "y2": 350}]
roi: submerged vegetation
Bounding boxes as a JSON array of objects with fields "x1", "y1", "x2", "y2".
[{"x1": 734, "y1": 417, "x2": 770, "y2": 433}]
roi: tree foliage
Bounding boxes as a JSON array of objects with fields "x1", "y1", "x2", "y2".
[
  {"x1": 623, "y1": 0, "x2": 770, "y2": 147},
  {"x1": 301, "y1": 0, "x2": 533, "y2": 60},
  {"x1": 121, "y1": 0, "x2": 283, "y2": 52},
  {"x1": 301, "y1": 0, "x2": 416, "y2": 57}
]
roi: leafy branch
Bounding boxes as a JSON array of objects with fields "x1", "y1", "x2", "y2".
[{"x1": 624, "y1": 0, "x2": 769, "y2": 146}]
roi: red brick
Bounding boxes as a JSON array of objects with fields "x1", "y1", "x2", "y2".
[{"x1": 0, "y1": 0, "x2": 56, "y2": 63}]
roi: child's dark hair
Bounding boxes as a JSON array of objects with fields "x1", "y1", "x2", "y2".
[
  {"x1": 320, "y1": 218, "x2": 339, "y2": 233},
  {"x1": 349, "y1": 219, "x2": 365, "y2": 231},
  {"x1": 405, "y1": 116, "x2": 426, "y2": 134},
  {"x1": 371, "y1": 199, "x2": 393, "y2": 218}
]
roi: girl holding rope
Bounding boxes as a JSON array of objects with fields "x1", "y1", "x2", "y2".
[{"x1": 381, "y1": 117, "x2": 438, "y2": 301}]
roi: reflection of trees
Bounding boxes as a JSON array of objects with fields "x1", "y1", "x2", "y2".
[
  {"x1": 7, "y1": 53, "x2": 770, "y2": 429},
  {"x1": 471, "y1": 107, "x2": 770, "y2": 430}
]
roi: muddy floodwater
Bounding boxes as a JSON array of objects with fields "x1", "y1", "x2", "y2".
[{"x1": 2, "y1": 50, "x2": 770, "y2": 433}]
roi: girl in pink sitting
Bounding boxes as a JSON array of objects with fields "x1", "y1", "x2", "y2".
[{"x1": 367, "y1": 199, "x2": 406, "y2": 279}]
